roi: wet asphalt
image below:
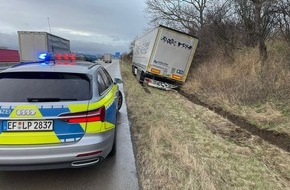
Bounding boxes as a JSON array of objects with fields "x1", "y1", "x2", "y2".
[{"x1": 0, "y1": 59, "x2": 139, "y2": 190}]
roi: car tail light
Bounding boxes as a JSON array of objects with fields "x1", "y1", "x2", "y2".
[{"x1": 59, "y1": 106, "x2": 106, "y2": 123}]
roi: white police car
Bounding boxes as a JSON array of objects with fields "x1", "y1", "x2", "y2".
[{"x1": 0, "y1": 53, "x2": 123, "y2": 170}]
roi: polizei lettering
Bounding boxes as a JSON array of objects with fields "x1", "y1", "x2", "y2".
[{"x1": 0, "y1": 109, "x2": 11, "y2": 115}]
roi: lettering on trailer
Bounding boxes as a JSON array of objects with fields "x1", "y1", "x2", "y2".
[
  {"x1": 153, "y1": 60, "x2": 168, "y2": 68},
  {"x1": 152, "y1": 60, "x2": 169, "y2": 75},
  {"x1": 161, "y1": 36, "x2": 193, "y2": 50}
]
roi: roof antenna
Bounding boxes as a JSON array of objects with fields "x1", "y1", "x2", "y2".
[{"x1": 47, "y1": 17, "x2": 52, "y2": 33}]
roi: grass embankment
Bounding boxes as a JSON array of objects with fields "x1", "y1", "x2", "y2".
[
  {"x1": 183, "y1": 40, "x2": 290, "y2": 136},
  {"x1": 120, "y1": 61, "x2": 290, "y2": 190}
]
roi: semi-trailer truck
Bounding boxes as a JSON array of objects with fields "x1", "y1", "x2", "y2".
[
  {"x1": 103, "y1": 53, "x2": 112, "y2": 63},
  {"x1": 18, "y1": 31, "x2": 70, "y2": 62},
  {"x1": 132, "y1": 25, "x2": 198, "y2": 90}
]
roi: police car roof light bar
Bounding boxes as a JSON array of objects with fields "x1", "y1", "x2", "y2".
[{"x1": 39, "y1": 53, "x2": 81, "y2": 62}]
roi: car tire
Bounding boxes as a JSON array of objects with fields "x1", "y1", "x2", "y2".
[{"x1": 117, "y1": 90, "x2": 123, "y2": 111}]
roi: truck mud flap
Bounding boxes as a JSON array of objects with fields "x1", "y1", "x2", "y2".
[{"x1": 136, "y1": 69, "x2": 145, "y2": 84}]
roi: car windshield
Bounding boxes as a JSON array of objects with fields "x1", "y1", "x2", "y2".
[{"x1": 0, "y1": 72, "x2": 91, "y2": 102}]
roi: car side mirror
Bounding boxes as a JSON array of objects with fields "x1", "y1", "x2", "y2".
[{"x1": 114, "y1": 78, "x2": 123, "y2": 84}]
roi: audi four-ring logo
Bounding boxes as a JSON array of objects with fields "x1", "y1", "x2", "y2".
[{"x1": 16, "y1": 109, "x2": 37, "y2": 116}]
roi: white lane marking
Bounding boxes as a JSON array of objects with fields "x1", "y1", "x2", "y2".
[{"x1": 104, "y1": 62, "x2": 114, "y2": 69}]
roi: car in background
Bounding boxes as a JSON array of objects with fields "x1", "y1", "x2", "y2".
[{"x1": 0, "y1": 53, "x2": 123, "y2": 171}]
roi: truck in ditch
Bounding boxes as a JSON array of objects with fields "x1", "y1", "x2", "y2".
[
  {"x1": 18, "y1": 31, "x2": 70, "y2": 62},
  {"x1": 132, "y1": 25, "x2": 198, "y2": 90}
]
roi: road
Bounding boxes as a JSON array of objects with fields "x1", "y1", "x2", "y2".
[{"x1": 0, "y1": 59, "x2": 139, "y2": 190}]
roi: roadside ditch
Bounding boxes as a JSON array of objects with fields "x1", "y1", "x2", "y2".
[{"x1": 179, "y1": 90, "x2": 290, "y2": 153}]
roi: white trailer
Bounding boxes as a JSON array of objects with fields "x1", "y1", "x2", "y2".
[
  {"x1": 18, "y1": 31, "x2": 70, "y2": 62},
  {"x1": 132, "y1": 25, "x2": 198, "y2": 90}
]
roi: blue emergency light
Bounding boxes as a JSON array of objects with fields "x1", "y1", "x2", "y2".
[
  {"x1": 13, "y1": 53, "x2": 84, "y2": 68},
  {"x1": 38, "y1": 53, "x2": 50, "y2": 61},
  {"x1": 38, "y1": 53, "x2": 78, "y2": 61}
]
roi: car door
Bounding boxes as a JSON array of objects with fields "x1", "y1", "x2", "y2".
[{"x1": 85, "y1": 68, "x2": 118, "y2": 134}]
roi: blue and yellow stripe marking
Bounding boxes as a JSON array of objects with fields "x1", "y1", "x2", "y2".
[{"x1": 0, "y1": 85, "x2": 118, "y2": 145}]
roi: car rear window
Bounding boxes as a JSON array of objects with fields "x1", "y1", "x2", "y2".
[{"x1": 0, "y1": 72, "x2": 91, "y2": 102}]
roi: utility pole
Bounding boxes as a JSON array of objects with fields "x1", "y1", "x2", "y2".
[{"x1": 47, "y1": 17, "x2": 52, "y2": 33}]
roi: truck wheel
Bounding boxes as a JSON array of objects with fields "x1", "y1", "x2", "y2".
[
  {"x1": 132, "y1": 65, "x2": 137, "y2": 76},
  {"x1": 138, "y1": 71, "x2": 145, "y2": 84}
]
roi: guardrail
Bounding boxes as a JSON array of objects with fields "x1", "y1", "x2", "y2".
[
  {"x1": 0, "y1": 62, "x2": 18, "y2": 66},
  {"x1": 0, "y1": 62, "x2": 18, "y2": 70}
]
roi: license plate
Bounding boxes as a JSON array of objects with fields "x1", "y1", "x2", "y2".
[
  {"x1": 3, "y1": 120, "x2": 53, "y2": 131},
  {"x1": 154, "y1": 81, "x2": 171, "y2": 88}
]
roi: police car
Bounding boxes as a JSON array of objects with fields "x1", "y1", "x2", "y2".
[{"x1": 0, "y1": 53, "x2": 123, "y2": 170}]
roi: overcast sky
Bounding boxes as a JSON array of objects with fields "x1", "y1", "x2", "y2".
[{"x1": 0, "y1": 0, "x2": 148, "y2": 54}]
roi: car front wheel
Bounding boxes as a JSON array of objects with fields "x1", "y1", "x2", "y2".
[{"x1": 117, "y1": 90, "x2": 123, "y2": 111}]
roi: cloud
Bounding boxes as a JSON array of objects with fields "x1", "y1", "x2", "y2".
[
  {"x1": 0, "y1": 31, "x2": 130, "y2": 55},
  {"x1": 0, "y1": 33, "x2": 18, "y2": 50},
  {"x1": 0, "y1": 0, "x2": 147, "y2": 53},
  {"x1": 55, "y1": 28, "x2": 92, "y2": 37}
]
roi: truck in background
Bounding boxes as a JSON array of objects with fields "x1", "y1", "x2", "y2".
[
  {"x1": 0, "y1": 49, "x2": 20, "y2": 62},
  {"x1": 18, "y1": 31, "x2": 70, "y2": 62},
  {"x1": 132, "y1": 25, "x2": 198, "y2": 90},
  {"x1": 103, "y1": 53, "x2": 112, "y2": 63}
]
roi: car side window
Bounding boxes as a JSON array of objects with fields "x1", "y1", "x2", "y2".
[
  {"x1": 97, "y1": 71, "x2": 106, "y2": 95},
  {"x1": 102, "y1": 68, "x2": 113, "y2": 85},
  {"x1": 99, "y1": 68, "x2": 112, "y2": 89}
]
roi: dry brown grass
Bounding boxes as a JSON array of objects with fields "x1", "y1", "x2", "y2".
[
  {"x1": 120, "y1": 61, "x2": 290, "y2": 190},
  {"x1": 183, "y1": 40, "x2": 290, "y2": 135}
]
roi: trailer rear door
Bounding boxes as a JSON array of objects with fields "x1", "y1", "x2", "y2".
[{"x1": 148, "y1": 27, "x2": 198, "y2": 83}]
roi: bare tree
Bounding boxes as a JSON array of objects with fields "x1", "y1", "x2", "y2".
[
  {"x1": 276, "y1": 0, "x2": 290, "y2": 43},
  {"x1": 145, "y1": 0, "x2": 282, "y2": 62},
  {"x1": 234, "y1": 0, "x2": 257, "y2": 47},
  {"x1": 146, "y1": 0, "x2": 208, "y2": 35},
  {"x1": 234, "y1": 0, "x2": 278, "y2": 61},
  {"x1": 252, "y1": 0, "x2": 267, "y2": 61},
  {"x1": 203, "y1": 1, "x2": 238, "y2": 58},
  {"x1": 181, "y1": 0, "x2": 207, "y2": 28}
]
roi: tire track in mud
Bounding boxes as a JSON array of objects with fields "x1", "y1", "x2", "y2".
[{"x1": 179, "y1": 90, "x2": 290, "y2": 153}]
